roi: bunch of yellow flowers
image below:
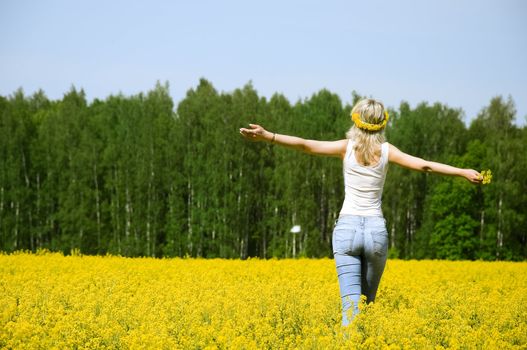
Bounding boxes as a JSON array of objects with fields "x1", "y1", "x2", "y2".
[{"x1": 480, "y1": 169, "x2": 492, "y2": 184}]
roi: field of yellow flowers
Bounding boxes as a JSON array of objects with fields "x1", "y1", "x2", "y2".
[{"x1": 1, "y1": 251, "x2": 525, "y2": 349}]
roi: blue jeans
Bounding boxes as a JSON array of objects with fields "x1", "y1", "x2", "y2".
[{"x1": 332, "y1": 215, "x2": 389, "y2": 327}]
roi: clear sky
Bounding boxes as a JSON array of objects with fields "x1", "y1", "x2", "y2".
[{"x1": 1, "y1": 0, "x2": 526, "y2": 125}]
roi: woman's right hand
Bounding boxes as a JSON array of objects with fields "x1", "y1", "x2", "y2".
[{"x1": 239, "y1": 124, "x2": 273, "y2": 142}]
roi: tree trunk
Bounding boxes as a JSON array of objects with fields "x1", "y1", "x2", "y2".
[
  {"x1": 243, "y1": 193, "x2": 249, "y2": 259},
  {"x1": 293, "y1": 229, "x2": 296, "y2": 258},
  {"x1": 22, "y1": 151, "x2": 33, "y2": 250},
  {"x1": 125, "y1": 184, "x2": 133, "y2": 252},
  {"x1": 236, "y1": 169, "x2": 242, "y2": 259},
  {"x1": 0, "y1": 186, "x2": 4, "y2": 249},
  {"x1": 146, "y1": 142, "x2": 155, "y2": 257},
  {"x1": 46, "y1": 154, "x2": 54, "y2": 247},
  {"x1": 321, "y1": 171, "x2": 326, "y2": 243},
  {"x1": 479, "y1": 209, "x2": 485, "y2": 247},
  {"x1": 262, "y1": 228, "x2": 267, "y2": 259},
  {"x1": 410, "y1": 206, "x2": 415, "y2": 258},
  {"x1": 497, "y1": 194, "x2": 503, "y2": 259},
  {"x1": 187, "y1": 178, "x2": 193, "y2": 255},
  {"x1": 405, "y1": 207, "x2": 410, "y2": 257},
  {"x1": 14, "y1": 201, "x2": 19, "y2": 250},
  {"x1": 36, "y1": 173, "x2": 41, "y2": 248},
  {"x1": 391, "y1": 203, "x2": 397, "y2": 249},
  {"x1": 93, "y1": 162, "x2": 101, "y2": 252},
  {"x1": 113, "y1": 167, "x2": 121, "y2": 253},
  {"x1": 79, "y1": 190, "x2": 84, "y2": 250}
]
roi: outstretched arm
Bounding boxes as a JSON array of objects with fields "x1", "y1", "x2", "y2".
[
  {"x1": 388, "y1": 143, "x2": 483, "y2": 184},
  {"x1": 239, "y1": 124, "x2": 347, "y2": 158}
]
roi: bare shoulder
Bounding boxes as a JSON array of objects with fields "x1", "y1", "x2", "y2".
[
  {"x1": 334, "y1": 139, "x2": 350, "y2": 158},
  {"x1": 303, "y1": 138, "x2": 349, "y2": 158},
  {"x1": 387, "y1": 143, "x2": 399, "y2": 151},
  {"x1": 387, "y1": 143, "x2": 404, "y2": 160},
  {"x1": 335, "y1": 139, "x2": 349, "y2": 147},
  {"x1": 325, "y1": 138, "x2": 349, "y2": 158},
  {"x1": 387, "y1": 143, "x2": 412, "y2": 164},
  {"x1": 387, "y1": 143, "x2": 428, "y2": 170}
]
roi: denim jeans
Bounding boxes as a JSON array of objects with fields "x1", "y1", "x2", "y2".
[{"x1": 332, "y1": 214, "x2": 388, "y2": 327}]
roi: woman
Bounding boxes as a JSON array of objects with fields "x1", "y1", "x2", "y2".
[{"x1": 239, "y1": 98, "x2": 483, "y2": 327}]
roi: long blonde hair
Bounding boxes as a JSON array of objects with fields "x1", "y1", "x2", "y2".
[{"x1": 346, "y1": 98, "x2": 387, "y2": 166}]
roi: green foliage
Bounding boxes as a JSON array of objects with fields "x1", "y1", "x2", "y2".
[
  {"x1": 427, "y1": 180, "x2": 480, "y2": 260},
  {"x1": 0, "y1": 82, "x2": 525, "y2": 260}
]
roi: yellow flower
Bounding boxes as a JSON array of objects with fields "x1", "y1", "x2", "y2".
[
  {"x1": 480, "y1": 169, "x2": 492, "y2": 184},
  {"x1": 1, "y1": 252, "x2": 526, "y2": 349}
]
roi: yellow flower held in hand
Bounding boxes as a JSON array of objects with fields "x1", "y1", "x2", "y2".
[{"x1": 480, "y1": 169, "x2": 492, "y2": 184}]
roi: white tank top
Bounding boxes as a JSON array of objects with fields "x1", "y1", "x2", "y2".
[{"x1": 339, "y1": 140, "x2": 389, "y2": 217}]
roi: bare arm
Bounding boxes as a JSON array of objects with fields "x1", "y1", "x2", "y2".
[
  {"x1": 388, "y1": 143, "x2": 483, "y2": 184},
  {"x1": 239, "y1": 124, "x2": 347, "y2": 158}
]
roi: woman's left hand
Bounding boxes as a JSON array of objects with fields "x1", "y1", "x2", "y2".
[{"x1": 239, "y1": 124, "x2": 272, "y2": 142}]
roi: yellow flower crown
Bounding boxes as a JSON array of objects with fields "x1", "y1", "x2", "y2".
[{"x1": 351, "y1": 111, "x2": 389, "y2": 131}]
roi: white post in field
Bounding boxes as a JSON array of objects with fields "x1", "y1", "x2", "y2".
[{"x1": 291, "y1": 225, "x2": 301, "y2": 258}]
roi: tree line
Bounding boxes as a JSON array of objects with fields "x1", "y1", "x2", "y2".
[{"x1": 1, "y1": 79, "x2": 525, "y2": 260}]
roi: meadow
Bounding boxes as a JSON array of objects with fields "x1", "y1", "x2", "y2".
[{"x1": 0, "y1": 252, "x2": 525, "y2": 349}]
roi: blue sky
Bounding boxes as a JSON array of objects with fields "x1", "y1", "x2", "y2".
[{"x1": 1, "y1": 0, "x2": 526, "y2": 125}]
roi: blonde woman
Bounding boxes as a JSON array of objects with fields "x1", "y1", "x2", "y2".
[{"x1": 239, "y1": 98, "x2": 483, "y2": 327}]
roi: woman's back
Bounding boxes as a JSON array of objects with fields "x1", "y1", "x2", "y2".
[{"x1": 341, "y1": 140, "x2": 389, "y2": 217}]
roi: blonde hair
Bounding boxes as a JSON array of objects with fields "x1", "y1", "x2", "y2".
[{"x1": 346, "y1": 98, "x2": 387, "y2": 166}]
